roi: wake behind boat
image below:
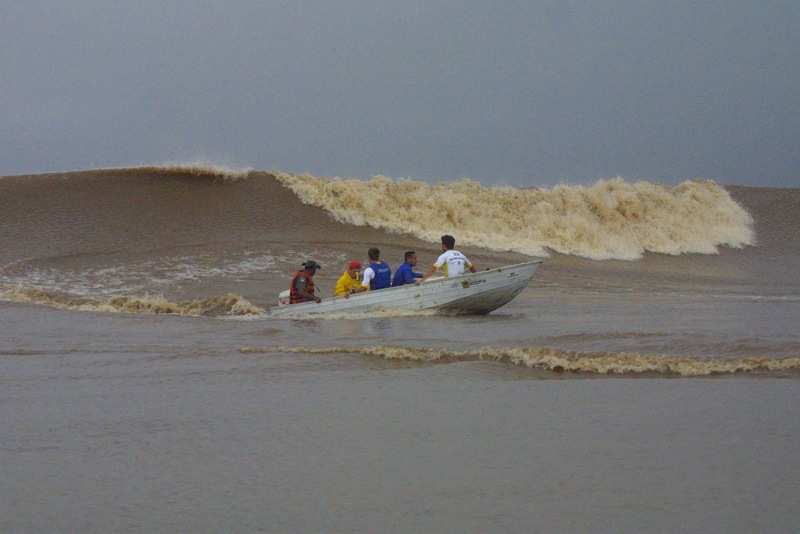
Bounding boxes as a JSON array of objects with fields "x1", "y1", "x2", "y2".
[{"x1": 270, "y1": 261, "x2": 542, "y2": 316}]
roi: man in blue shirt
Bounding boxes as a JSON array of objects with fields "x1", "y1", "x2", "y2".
[
  {"x1": 392, "y1": 251, "x2": 423, "y2": 287},
  {"x1": 351, "y1": 247, "x2": 392, "y2": 295}
]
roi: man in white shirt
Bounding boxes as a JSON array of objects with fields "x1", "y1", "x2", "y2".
[{"x1": 415, "y1": 235, "x2": 477, "y2": 285}]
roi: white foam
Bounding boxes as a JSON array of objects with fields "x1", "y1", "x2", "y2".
[{"x1": 274, "y1": 173, "x2": 755, "y2": 260}]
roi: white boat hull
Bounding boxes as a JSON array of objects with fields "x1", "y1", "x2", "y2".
[{"x1": 269, "y1": 261, "x2": 541, "y2": 316}]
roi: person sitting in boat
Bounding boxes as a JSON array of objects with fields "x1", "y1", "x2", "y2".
[
  {"x1": 289, "y1": 260, "x2": 322, "y2": 304},
  {"x1": 415, "y1": 235, "x2": 476, "y2": 285},
  {"x1": 335, "y1": 260, "x2": 362, "y2": 296},
  {"x1": 349, "y1": 247, "x2": 391, "y2": 296},
  {"x1": 392, "y1": 251, "x2": 423, "y2": 287}
]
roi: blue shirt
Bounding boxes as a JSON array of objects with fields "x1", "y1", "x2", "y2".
[
  {"x1": 363, "y1": 261, "x2": 392, "y2": 290},
  {"x1": 392, "y1": 262, "x2": 422, "y2": 287}
]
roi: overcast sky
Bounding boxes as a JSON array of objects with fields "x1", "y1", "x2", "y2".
[{"x1": 2, "y1": 1, "x2": 798, "y2": 187}]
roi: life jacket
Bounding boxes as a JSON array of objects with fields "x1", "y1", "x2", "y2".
[
  {"x1": 367, "y1": 261, "x2": 392, "y2": 290},
  {"x1": 289, "y1": 270, "x2": 316, "y2": 304}
]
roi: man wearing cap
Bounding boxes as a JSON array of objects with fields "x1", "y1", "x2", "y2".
[
  {"x1": 392, "y1": 251, "x2": 423, "y2": 287},
  {"x1": 289, "y1": 260, "x2": 322, "y2": 304},
  {"x1": 335, "y1": 260, "x2": 362, "y2": 297}
]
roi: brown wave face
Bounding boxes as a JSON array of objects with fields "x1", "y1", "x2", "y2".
[
  {"x1": 726, "y1": 185, "x2": 800, "y2": 252},
  {"x1": 1, "y1": 166, "x2": 798, "y2": 315},
  {"x1": 0, "y1": 167, "x2": 496, "y2": 313},
  {"x1": 0, "y1": 167, "x2": 358, "y2": 264}
]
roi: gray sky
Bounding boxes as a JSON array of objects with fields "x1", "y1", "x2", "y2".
[{"x1": 2, "y1": 1, "x2": 798, "y2": 187}]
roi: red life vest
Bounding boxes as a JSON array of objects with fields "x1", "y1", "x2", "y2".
[{"x1": 289, "y1": 270, "x2": 316, "y2": 304}]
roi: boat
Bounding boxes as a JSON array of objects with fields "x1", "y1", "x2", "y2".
[{"x1": 269, "y1": 260, "x2": 541, "y2": 316}]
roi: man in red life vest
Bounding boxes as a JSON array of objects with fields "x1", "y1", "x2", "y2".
[{"x1": 289, "y1": 260, "x2": 322, "y2": 304}]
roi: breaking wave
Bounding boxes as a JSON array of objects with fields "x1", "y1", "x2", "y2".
[
  {"x1": 238, "y1": 345, "x2": 800, "y2": 377},
  {"x1": 0, "y1": 284, "x2": 262, "y2": 317},
  {"x1": 275, "y1": 173, "x2": 755, "y2": 260}
]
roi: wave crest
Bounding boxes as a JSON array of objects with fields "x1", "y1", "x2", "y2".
[
  {"x1": 238, "y1": 345, "x2": 800, "y2": 377},
  {"x1": 274, "y1": 173, "x2": 755, "y2": 260},
  {"x1": 61, "y1": 163, "x2": 256, "y2": 182},
  {"x1": 0, "y1": 284, "x2": 262, "y2": 317}
]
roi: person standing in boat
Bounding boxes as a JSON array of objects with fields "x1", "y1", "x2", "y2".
[
  {"x1": 349, "y1": 247, "x2": 391, "y2": 296},
  {"x1": 335, "y1": 260, "x2": 362, "y2": 296},
  {"x1": 392, "y1": 251, "x2": 423, "y2": 287},
  {"x1": 415, "y1": 235, "x2": 476, "y2": 285},
  {"x1": 289, "y1": 260, "x2": 322, "y2": 304}
]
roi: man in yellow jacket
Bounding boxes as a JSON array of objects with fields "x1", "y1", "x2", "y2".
[{"x1": 335, "y1": 261, "x2": 363, "y2": 296}]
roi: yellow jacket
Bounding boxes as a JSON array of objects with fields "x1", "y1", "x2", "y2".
[{"x1": 335, "y1": 270, "x2": 363, "y2": 296}]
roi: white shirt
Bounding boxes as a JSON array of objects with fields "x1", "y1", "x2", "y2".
[
  {"x1": 433, "y1": 250, "x2": 473, "y2": 277},
  {"x1": 361, "y1": 262, "x2": 389, "y2": 288},
  {"x1": 361, "y1": 265, "x2": 376, "y2": 288}
]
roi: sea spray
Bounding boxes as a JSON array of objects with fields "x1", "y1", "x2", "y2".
[{"x1": 274, "y1": 173, "x2": 755, "y2": 260}]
